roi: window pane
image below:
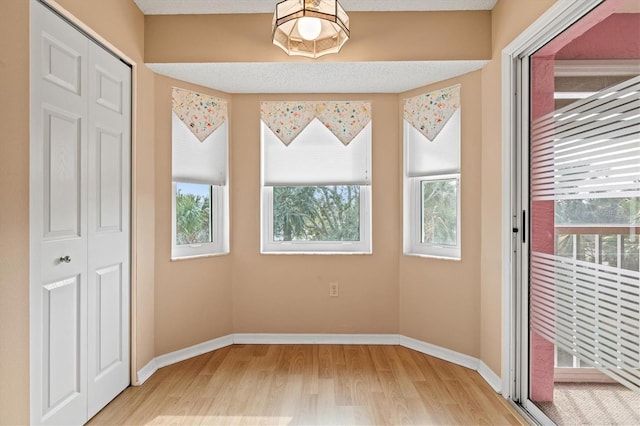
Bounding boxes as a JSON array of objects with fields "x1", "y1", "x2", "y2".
[
  {"x1": 421, "y1": 179, "x2": 458, "y2": 246},
  {"x1": 555, "y1": 197, "x2": 640, "y2": 225},
  {"x1": 176, "y1": 182, "x2": 212, "y2": 245},
  {"x1": 599, "y1": 235, "x2": 618, "y2": 268},
  {"x1": 555, "y1": 197, "x2": 639, "y2": 271},
  {"x1": 622, "y1": 235, "x2": 639, "y2": 272},
  {"x1": 555, "y1": 234, "x2": 574, "y2": 259},
  {"x1": 273, "y1": 186, "x2": 360, "y2": 242},
  {"x1": 556, "y1": 347, "x2": 575, "y2": 368},
  {"x1": 576, "y1": 235, "x2": 595, "y2": 263}
]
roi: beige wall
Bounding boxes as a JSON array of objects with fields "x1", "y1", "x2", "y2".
[
  {"x1": 154, "y1": 76, "x2": 233, "y2": 355},
  {"x1": 0, "y1": 1, "x2": 561, "y2": 422},
  {"x1": 145, "y1": 11, "x2": 491, "y2": 63},
  {"x1": 398, "y1": 71, "x2": 483, "y2": 357},
  {"x1": 479, "y1": 0, "x2": 557, "y2": 375},
  {"x1": 230, "y1": 94, "x2": 400, "y2": 334},
  {"x1": 132, "y1": 3, "x2": 561, "y2": 385},
  {"x1": 0, "y1": 1, "x2": 31, "y2": 423},
  {"x1": 0, "y1": 0, "x2": 155, "y2": 422}
]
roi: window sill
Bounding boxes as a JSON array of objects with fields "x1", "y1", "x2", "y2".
[
  {"x1": 403, "y1": 252, "x2": 461, "y2": 261},
  {"x1": 261, "y1": 251, "x2": 372, "y2": 256},
  {"x1": 171, "y1": 251, "x2": 230, "y2": 261}
]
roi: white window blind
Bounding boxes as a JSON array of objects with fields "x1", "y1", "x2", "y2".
[
  {"x1": 403, "y1": 85, "x2": 462, "y2": 259},
  {"x1": 172, "y1": 112, "x2": 228, "y2": 185},
  {"x1": 529, "y1": 75, "x2": 640, "y2": 392},
  {"x1": 405, "y1": 109, "x2": 461, "y2": 176},
  {"x1": 531, "y1": 75, "x2": 640, "y2": 201},
  {"x1": 530, "y1": 252, "x2": 640, "y2": 391},
  {"x1": 262, "y1": 119, "x2": 371, "y2": 186}
]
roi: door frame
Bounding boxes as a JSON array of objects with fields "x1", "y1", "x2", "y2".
[
  {"x1": 29, "y1": 0, "x2": 139, "y2": 422},
  {"x1": 500, "y1": 0, "x2": 605, "y2": 417}
]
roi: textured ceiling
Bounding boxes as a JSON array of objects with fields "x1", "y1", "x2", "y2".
[
  {"x1": 137, "y1": 0, "x2": 496, "y2": 93},
  {"x1": 147, "y1": 61, "x2": 489, "y2": 94},
  {"x1": 133, "y1": 0, "x2": 497, "y2": 15}
]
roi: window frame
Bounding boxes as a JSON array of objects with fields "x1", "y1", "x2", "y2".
[
  {"x1": 171, "y1": 181, "x2": 228, "y2": 259},
  {"x1": 261, "y1": 185, "x2": 372, "y2": 254},
  {"x1": 405, "y1": 173, "x2": 461, "y2": 259}
]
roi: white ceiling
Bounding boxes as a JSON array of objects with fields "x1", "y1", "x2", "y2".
[
  {"x1": 147, "y1": 61, "x2": 489, "y2": 94},
  {"x1": 133, "y1": 0, "x2": 497, "y2": 15},
  {"x1": 137, "y1": 0, "x2": 496, "y2": 93}
]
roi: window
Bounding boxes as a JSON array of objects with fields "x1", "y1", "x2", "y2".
[
  {"x1": 171, "y1": 88, "x2": 229, "y2": 259},
  {"x1": 175, "y1": 182, "x2": 212, "y2": 245},
  {"x1": 420, "y1": 177, "x2": 459, "y2": 246},
  {"x1": 260, "y1": 101, "x2": 372, "y2": 253},
  {"x1": 272, "y1": 185, "x2": 361, "y2": 242},
  {"x1": 403, "y1": 86, "x2": 461, "y2": 259},
  {"x1": 172, "y1": 181, "x2": 226, "y2": 258},
  {"x1": 264, "y1": 184, "x2": 369, "y2": 252}
]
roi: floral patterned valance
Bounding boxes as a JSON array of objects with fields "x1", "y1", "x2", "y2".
[
  {"x1": 172, "y1": 88, "x2": 227, "y2": 142},
  {"x1": 260, "y1": 101, "x2": 371, "y2": 146},
  {"x1": 403, "y1": 85, "x2": 460, "y2": 141}
]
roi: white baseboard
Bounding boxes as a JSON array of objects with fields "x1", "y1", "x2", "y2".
[
  {"x1": 136, "y1": 333, "x2": 502, "y2": 393},
  {"x1": 136, "y1": 334, "x2": 234, "y2": 385},
  {"x1": 136, "y1": 358, "x2": 158, "y2": 385},
  {"x1": 399, "y1": 335, "x2": 480, "y2": 371},
  {"x1": 155, "y1": 334, "x2": 234, "y2": 370},
  {"x1": 233, "y1": 333, "x2": 400, "y2": 345},
  {"x1": 478, "y1": 361, "x2": 502, "y2": 393}
]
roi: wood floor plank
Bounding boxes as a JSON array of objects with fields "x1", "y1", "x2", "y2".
[
  {"x1": 360, "y1": 347, "x2": 384, "y2": 393},
  {"x1": 203, "y1": 360, "x2": 250, "y2": 418},
  {"x1": 261, "y1": 371, "x2": 288, "y2": 421},
  {"x1": 88, "y1": 345, "x2": 525, "y2": 426},
  {"x1": 345, "y1": 346, "x2": 371, "y2": 405},
  {"x1": 368, "y1": 390, "x2": 394, "y2": 425},
  {"x1": 316, "y1": 378, "x2": 337, "y2": 425},
  {"x1": 333, "y1": 363, "x2": 353, "y2": 406},
  {"x1": 199, "y1": 345, "x2": 232, "y2": 376},
  {"x1": 279, "y1": 373, "x2": 304, "y2": 423},
  {"x1": 368, "y1": 345, "x2": 392, "y2": 372},
  {"x1": 376, "y1": 369, "x2": 414, "y2": 425},
  {"x1": 409, "y1": 350, "x2": 458, "y2": 405},
  {"x1": 317, "y1": 344, "x2": 333, "y2": 379},
  {"x1": 395, "y1": 346, "x2": 427, "y2": 383},
  {"x1": 382, "y1": 345, "x2": 420, "y2": 399}
]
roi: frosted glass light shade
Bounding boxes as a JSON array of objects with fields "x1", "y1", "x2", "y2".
[
  {"x1": 272, "y1": 0, "x2": 350, "y2": 58},
  {"x1": 297, "y1": 17, "x2": 322, "y2": 40}
]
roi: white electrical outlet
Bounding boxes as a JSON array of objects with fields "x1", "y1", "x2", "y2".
[{"x1": 329, "y1": 282, "x2": 339, "y2": 297}]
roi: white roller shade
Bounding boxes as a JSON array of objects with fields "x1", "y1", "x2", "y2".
[
  {"x1": 262, "y1": 118, "x2": 371, "y2": 186},
  {"x1": 405, "y1": 109, "x2": 461, "y2": 176},
  {"x1": 172, "y1": 112, "x2": 228, "y2": 185}
]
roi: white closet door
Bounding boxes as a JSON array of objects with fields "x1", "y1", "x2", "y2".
[
  {"x1": 30, "y1": 2, "x2": 89, "y2": 424},
  {"x1": 86, "y1": 40, "x2": 131, "y2": 418},
  {"x1": 30, "y1": 1, "x2": 131, "y2": 424}
]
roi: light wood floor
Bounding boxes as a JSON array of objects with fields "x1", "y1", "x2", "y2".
[{"x1": 88, "y1": 344, "x2": 526, "y2": 425}]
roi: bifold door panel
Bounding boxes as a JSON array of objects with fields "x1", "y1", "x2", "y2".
[{"x1": 30, "y1": 1, "x2": 131, "y2": 424}]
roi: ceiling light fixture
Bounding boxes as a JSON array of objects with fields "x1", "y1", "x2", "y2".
[{"x1": 272, "y1": 0, "x2": 350, "y2": 59}]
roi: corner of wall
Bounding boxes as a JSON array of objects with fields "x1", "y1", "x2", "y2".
[{"x1": 0, "y1": 2, "x2": 31, "y2": 424}]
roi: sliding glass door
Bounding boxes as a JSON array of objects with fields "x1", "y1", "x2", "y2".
[{"x1": 514, "y1": 1, "x2": 640, "y2": 424}]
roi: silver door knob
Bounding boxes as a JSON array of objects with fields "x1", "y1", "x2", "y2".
[{"x1": 59, "y1": 255, "x2": 71, "y2": 263}]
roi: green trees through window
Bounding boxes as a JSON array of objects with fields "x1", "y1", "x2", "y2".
[
  {"x1": 555, "y1": 196, "x2": 639, "y2": 271},
  {"x1": 273, "y1": 185, "x2": 360, "y2": 242},
  {"x1": 555, "y1": 197, "x2": 640, "y2": 225},
  {"x1": 176, "y1": 183, "x2": 212, "y2": 245},
  {"x1": 421, "y1": 178, "x2": 458, "y2": 246}
]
